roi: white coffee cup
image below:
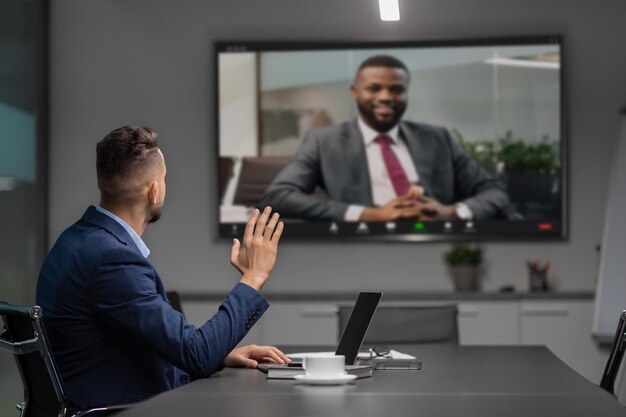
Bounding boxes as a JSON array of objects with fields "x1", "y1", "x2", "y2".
[{"x1": 302, "y1": 355, "x2": 346, "y2": 376}]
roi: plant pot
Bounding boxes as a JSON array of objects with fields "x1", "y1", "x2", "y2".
[{"x1": 448, "y1": 266, "x2": 482, "y2": 292}]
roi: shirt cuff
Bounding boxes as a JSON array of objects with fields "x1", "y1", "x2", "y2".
[
  {"x1": 344, "y1": 205, "x2": 365, "y2": 222},
  {"x1": 455, "y1": 203, "x2": 474, "y2": 220}
]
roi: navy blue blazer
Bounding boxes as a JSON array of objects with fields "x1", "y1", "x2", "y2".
[{"x1": 36, "y1": 206, "x2": 268, "y2": 412}]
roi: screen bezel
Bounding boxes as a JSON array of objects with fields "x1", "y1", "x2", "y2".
[{"x1": 213, "y1": 35, "x2": 568, "y2": 242}]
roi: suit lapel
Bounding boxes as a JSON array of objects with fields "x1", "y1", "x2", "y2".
[
  {"x1": 339, "y1": 121, "x2": 373, "y2": 206},
  {"x1": 81, "y1": 206, "x2": 141, "y2": 253},
  {"x1": 81, "y1": 206, "x2": 166, "y2": 301}
]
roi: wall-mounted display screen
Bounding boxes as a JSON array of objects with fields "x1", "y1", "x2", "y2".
[{"x1": 215, "y1": 36, "x2": 565, "y2": 241}]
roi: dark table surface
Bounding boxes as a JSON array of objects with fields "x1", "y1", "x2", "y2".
[{"x1": 116, "y1": 345, "x2": 626, "y2": 417}]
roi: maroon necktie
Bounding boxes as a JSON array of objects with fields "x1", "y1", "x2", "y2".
[{"x1": 375, "y1": 134, "x2": 412, "y2": 196}]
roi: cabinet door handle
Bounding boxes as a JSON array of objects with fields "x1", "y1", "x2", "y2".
[
  {"x1": 520, "y1": 306, "x2": 570, "y2": 316},
  {"x1": 458, "y1": 307, "x2": 479, "y2": 317},
  {"x1": 300, "y1": 306, "x2": 339, "y2": 317}
]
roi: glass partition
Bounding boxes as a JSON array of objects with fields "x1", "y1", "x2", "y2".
[
  {"x1": 0, "y1": 2, "x2": 47, "y2": 413},
  {"x1": 0, "y1": 0, "x2": 47, "y2": 306}
]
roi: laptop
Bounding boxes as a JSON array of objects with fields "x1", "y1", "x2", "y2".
[{"x1": 258, "y1": 291, "x2": 382, "y2": 376}]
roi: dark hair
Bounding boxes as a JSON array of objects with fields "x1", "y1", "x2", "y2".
[
  {"x1": 96, "y1": 126, "x2": 161, "y2": 194},
  {"x1": 356, "y1": 55, "x2": 410, "y2": 79}
]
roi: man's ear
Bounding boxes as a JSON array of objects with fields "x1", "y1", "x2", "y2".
[{"x1": 148, "y1": 180, "x2": 159, "y2": 205}]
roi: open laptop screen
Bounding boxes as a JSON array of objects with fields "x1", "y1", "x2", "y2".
[{"x1": 335, "y1": 292, "x2": 383, "y2": 365}]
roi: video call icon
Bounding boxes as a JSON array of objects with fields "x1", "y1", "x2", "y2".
[
  {"x1": 329, "y1": 222, "x2": 339, "y2": 234},
  {"x1": 356, "y1": 222, "x2": 370, "y2": 234}
]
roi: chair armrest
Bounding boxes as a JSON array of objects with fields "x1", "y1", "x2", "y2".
[{"x1": 72, "y1": 403, "x2": 133, "y2": 417}]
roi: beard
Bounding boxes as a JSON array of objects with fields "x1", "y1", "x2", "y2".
[
  {"x1": 148, "y1": 205, "x2": 163, "y2": 224},
  {"x1": 357, "y1": 101, "x2": 406, "y2": 133}
]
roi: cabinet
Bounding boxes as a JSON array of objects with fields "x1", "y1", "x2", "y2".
[
  {"x1": 259, "y1": 303, "x2": 338, "y2": 346},
  {"x1": 458, "y1": 302, "x2": 519, "y2": 345},
  {"x1": 182, "y1": 297, "x2": 608, "y2": 384},
  {"x1": 520, "y1": 301, "x2": 607, "y2": 384}
]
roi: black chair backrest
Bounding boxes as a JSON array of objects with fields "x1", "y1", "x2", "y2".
[
  {"x1": 233, "y1": 157, "x2": 291, "y2": 207},
  {"x1": 338, "y1": 304, "x2": 459, "y2": 345},
  {"x1": 218, "y1": 156, "x2": 235, "y2": 204},
  {"x1": 0, "y1": 301, "x2": 66, "y2": 417},
  {"x1": 600, "y1": 310, "x2": 626, "y2": 395}
]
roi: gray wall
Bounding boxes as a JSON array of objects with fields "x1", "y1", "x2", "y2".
[{"x1": 49, "y1": 0, "x2": 626, "y2": 294}]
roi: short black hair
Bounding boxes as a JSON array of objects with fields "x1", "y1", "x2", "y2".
[
  {"x1": 96, "y1": 126, "x2": 161, "y2": 195},
  {"x1": 356, "y1": 55, "x2": 410, "y2": 78}
]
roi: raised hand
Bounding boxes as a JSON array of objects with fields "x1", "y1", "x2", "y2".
[{"x1": 231, "y1": 206, "x2": 284, "y2": 291}]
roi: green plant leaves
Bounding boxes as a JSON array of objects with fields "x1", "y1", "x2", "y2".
[
  {"x1": 443, "y1": 242, "x2": 483, "y2": 266},
  {"x1": 452, "y1": 129, "x2": 560, "y2": 175}
]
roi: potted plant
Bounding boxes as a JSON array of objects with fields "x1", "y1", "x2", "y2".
[
  {"x1": 443, "y1": 242, "x2": 483, "y2": 292},
  {"x1": 452, "y1": 129, "x2": 561, "y2": 219},
  {"x1": 452, "y1": 129, "x2": 561, "y2": 176}
]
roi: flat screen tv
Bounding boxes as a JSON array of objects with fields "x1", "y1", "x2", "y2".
[{"x1": 215, "y1": 36, "x2": 566, "y2": 241}]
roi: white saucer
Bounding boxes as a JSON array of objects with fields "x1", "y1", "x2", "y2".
[{"x1": 293, "y1": 373, "x2": 357, "y2": 385}]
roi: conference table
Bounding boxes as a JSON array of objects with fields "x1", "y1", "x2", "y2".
[{"x1": 116, "y1": 345, "x2": 626, "y2": 417}]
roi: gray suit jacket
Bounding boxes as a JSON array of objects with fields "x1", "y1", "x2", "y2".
[{"x1": 261, "y1": 120, "x2": 509, "y2": 221}]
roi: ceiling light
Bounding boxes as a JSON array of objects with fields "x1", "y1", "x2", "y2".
[
  {"x1": 379, "y1": 0, "x2": 400, "y2": 21},
  {"x1": 485, "y1": 57, "x2": 560, "y2": 70}
]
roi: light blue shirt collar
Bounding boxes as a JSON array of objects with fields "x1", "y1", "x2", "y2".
[{"x1": 95, "y1": 206, "x2": 150, "y2": 258}]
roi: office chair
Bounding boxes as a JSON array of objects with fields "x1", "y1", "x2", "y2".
[
  {"x1": 218, "y1": 156, "x2": 235, "y2": 204},
  {"x1": 337, "y1": 304, "x2": 459, "y2": 345},
  {"x1": 233, "y1": 156, "x2": 291, "y2": 207},
  {"x1": 0, "y1": 301, "x2": 129, "y2": 417},
  {"x1": 600, "y1": 310, "x2": 626, "y2": 395},
  {"x1": 166, "y1": 291, "x2": 184, "y2": 317}
]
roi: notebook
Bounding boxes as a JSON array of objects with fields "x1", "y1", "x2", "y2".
[{"x1": 258, "y1": 291, "x2": 382, "y2": 378}]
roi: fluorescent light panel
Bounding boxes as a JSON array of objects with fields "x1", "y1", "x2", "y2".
[
  {"x1": 485, "y1": 57, "x2": 560, "y2": 70},
  {"x1": 379, "y1": 0, "x2": 400, "y2": 21}
]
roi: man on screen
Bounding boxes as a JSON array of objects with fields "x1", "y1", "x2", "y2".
[
  {"x1": 37, "y1": 126, "x2": 290, "y2": 413},
  {"x1": 261, "y1": 55, "x2": 509, "y2": 222}
]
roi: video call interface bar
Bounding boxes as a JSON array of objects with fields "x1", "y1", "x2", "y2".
[{"x1": 220, "y1": 220, "x2": 561, "y2": 240}]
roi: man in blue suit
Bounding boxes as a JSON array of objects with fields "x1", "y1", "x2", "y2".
[{"x1": 36, "y1": 126, "x2": 289, "y2": 413}]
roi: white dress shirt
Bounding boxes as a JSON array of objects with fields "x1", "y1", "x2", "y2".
[
  {"x1": 344, "y1": 118, "x2": 421, "y2": 221},
  {"x1": 343, "y1": 118, "x2": 473, "y2": 222}
]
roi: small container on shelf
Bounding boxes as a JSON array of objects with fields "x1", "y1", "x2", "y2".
[{"x1": 527, "y1": 260, "x2": 550, "y2": 291}]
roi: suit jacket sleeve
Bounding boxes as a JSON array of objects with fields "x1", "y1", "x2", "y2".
[
  {"x1": 261, "y1": 129, "x2": 349, "y2": 221},
  {"x1": 443, "y1": 128, "x2": 510, "y2": 219},
  {"x1": 91, "y1": 246, "x2": 267, "y2": 377}
]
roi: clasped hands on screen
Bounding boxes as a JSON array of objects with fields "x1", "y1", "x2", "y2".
[{"x1": 360, "y1": 186, "x2": 457, "y2": 222}]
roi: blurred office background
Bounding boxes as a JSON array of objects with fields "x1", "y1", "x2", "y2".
[
  {"x1": 1, "y1": 0, "x2": 626, "y2": 415},
  {"x1": 0, "y1": 1, "x2": 47, "y2": 415}
]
